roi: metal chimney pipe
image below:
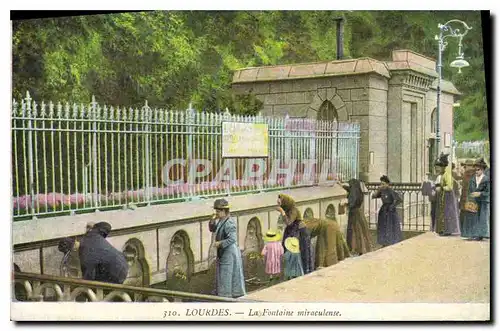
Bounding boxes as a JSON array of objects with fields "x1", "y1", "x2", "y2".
[{"x1": 336, "y1": 18, "x2": 344, "y2": 60}]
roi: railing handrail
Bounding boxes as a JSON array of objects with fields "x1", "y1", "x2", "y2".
[{"x1": 14, "y1": 271, "x2": 261, "y2": 302}]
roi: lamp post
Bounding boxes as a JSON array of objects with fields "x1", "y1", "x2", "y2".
[{"x1": 435, "y1": 19, "x2": 472, "y2": 161}]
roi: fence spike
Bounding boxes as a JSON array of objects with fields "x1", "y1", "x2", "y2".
[
  {"x1": 56, "y1": 102, "x2": 63, "y2": 118},
  {"x1": 12, "y1": 99, "x2": 18, "y2": 116},
  {"x1": 103, "y1": 104, "x2": 108, "y2": 120},
  {"x1": 64, "y1": 102, "x2": 71, "y2": 118}
]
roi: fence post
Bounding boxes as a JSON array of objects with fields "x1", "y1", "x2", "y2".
[
  {"x1": 143, "y1": 101, "x2": 151, "y2": 205},
  {"x1": 223, "y1": 108, "x2": 232, "y2": 196},
  {"x1": 186, "y1": 104, "x2": 195, "y2": 199},
  {"x1": 25, "y1": 92, "x2": 37, "y2": 219},
  {"x1": 91, "y1": 96, "x2": 99, "y2": 209}
]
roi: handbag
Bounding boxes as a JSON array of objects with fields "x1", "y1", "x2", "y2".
[{"x1": 464, "y1": 200, "x2": 479, "y2": 213}]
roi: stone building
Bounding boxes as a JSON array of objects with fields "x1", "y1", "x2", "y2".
[{"x1": 231, "y1": 49, "x2": 461, "y2": 182}]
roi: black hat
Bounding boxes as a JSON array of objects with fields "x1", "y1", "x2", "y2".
[
  {"x1": 213, "y1": 199, "x2": 230, "y2": 210},
  {"x1": 434, "y1": 153, "x2": 449, "y2": 167},
  {"x1": 93, "y1": 222, "x2": 112, "y2": 238},
  {"x1": 474, "y1": 158, "x2": 488, "y2": 169},
  {"x1": 380, "y1": 175, "x2": 391, "y2": 184},
  {"x1": 58, "y1": 237, "x2": 75, "y2": 254}
]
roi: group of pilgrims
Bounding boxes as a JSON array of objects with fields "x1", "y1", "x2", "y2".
[
  {"x1": 423, "y1": 153, "x2": 490, "y2": 240},
  {"x1": 50, "y1": 153, "x2": 489, "y2": 299},
  {"x1": 209, "y1": 180, "x2": 406, "y2": 298}
]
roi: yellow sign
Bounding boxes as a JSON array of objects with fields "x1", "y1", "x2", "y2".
[{"x1": 222, "y1": 122, "x2": 269, "y2": 158}]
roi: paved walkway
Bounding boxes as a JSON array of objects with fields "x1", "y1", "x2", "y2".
[{"x1": 244, "y1": 232, "x2": 490, "y2": 303}]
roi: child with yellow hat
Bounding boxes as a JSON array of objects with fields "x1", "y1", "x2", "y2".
[
  {"x1": 262, "y1": 229, "x2": 284, "y2": 283},
  {"x1": 283, "y1": 237, "x2": 304, "y2": 280}
]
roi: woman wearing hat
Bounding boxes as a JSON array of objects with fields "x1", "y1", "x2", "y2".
[
  {"x1": 208, "y1": 198, "x2": 246, "y2": 298},
  {"x1": 261, "y1": 230, "x2": 284, "y2": 283},
  {"x1": 372, "y1": 175, "x2": 403, "y2": 247},
  {"x1": 433, "y1": 153, "x2": 460, "y2": 236},
  {"x1": 461, "y1": 158, "x2": 490, "y2": 240},
  {"x1": 277, "y1": 194, "x2": 313, "y2": 274},
  {"x1": 283, "y1": 237, "x2": 304, "y2": 280},
  {"x1": 340, "y1": 178, "x2": 372, "y2": 256}
]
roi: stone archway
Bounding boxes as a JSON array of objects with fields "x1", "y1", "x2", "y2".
[
  {"x1": 165, "y1": 231, "x2": 194, "y2": 292},
  {"x1": 307, "y1": 89, "x2": 348, "y2": 121},
  {"x1": 325, "y1": 204, "x2": 337, "y2": 221},
  {"x1": 303, "y1": 207, "x2": 314, "y2": 220},
  {"x1": 122, "y1": 238, "x2": 151, "y2": 287}
]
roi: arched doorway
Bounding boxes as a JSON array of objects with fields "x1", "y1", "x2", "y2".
[
  {"x1": 317, "y1": 100, "x2": 339, "y2": 179},
  {"x1": 317, "y1": 100, "x2": 339, "y2": 122}
]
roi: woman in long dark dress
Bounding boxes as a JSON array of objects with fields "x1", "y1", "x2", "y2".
[
  {"x1": 341, "y1": 179, "x2": 372, "y2": 255},
  {"x1": 372, "y1": 175, "x2": 403, "y2": 247},
  {"x1": 433, "y1": 153, "x2": 460, "y2": 236},
  {"x1": 461, "y1": 158, "x2": 490, "y2": 241},
  {"x1": 277, "y1": 194, "x2": 312, "y2": 274}
]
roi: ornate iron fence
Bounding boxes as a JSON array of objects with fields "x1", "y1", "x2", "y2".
[
  {"x1": 13, "y1": 271, "x2": 258, "y2": 302},
  {"x1": 363, "y1": 182, "x2": 431, "y2": 232},
  {"x1": 12, "y1": 92, "x2": 360, "y2": 221}
]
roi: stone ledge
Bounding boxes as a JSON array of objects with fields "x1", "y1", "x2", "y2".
[{"x1": 12, "y1": 185, "x2": 347, "y2": 246}]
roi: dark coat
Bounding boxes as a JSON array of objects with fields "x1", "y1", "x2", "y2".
[
  {"x1": 279, "y1": 194, "x2": 312, "y2": 274},
  {"x1": 79, "y1": 230, "x2": 129, "y2": 284}
]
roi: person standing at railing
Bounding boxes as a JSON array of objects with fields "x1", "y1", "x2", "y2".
[
  {"x1": 372, "y1": 176, "x2": 402, "y2": 247},
  {"x1": 277, "y1": 194, "x2": 312, "y2": 274},
  {"x1": 208, "y1": 199, "x2": 246, "y2": 298},
  {"x1": 340, "y1": 179, "x2": 372, "y2": 256},
  {"x1": 78, "y1": 222, "x2": 129, "y2": 284},
  {"x1": 433, "y1": 154, "x2": 460, "y2": 237},
  {"x1": 461, "y1": 158, "x2": 490, "y2": 241}
]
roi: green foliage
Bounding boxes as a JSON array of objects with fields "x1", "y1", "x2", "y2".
[{"x1": 12, "y1": 11, "x2": 488, "y2": 138}]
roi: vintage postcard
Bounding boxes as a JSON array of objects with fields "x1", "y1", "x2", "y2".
[{"x1": 10, "y1": 8, "x2": 490, "y2": 322}]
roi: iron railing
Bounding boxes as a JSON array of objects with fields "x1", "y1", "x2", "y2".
[
  {"x1": 363, "y1": 182, "x2": 431, "y2": 232},
  {"x1": 454, "y1": 140, "x2": 489, "y2": 160},
  {"x1": 12, "y1": 92, "x2": 360, "y2": 221},
  {"x1": 13, "y1": 272, "x2": 258, "y2": 303}
]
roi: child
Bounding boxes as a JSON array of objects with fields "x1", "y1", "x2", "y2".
[
  {"x1": 261, "y1": 230, "x2": 284, "y2": 283},
  {"x1": 283, "y1": 237, "x2": 304, "y2": 280}
]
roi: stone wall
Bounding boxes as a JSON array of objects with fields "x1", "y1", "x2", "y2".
[{"x1": 13, "y1": 185, "x2": 348, "y2": 286}]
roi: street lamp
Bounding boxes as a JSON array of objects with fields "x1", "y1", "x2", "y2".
[{"x1": 434, "y1": 19, "x2": 472, "y2": 160}]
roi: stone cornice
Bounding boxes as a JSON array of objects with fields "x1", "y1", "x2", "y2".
[{"x1": 232, "y1": 57, "x2": 391, "y2": 84}]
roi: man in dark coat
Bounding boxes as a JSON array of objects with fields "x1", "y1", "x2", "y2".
[{"x1": 78, "y1": 222, "x2": 129, "y2": 284}]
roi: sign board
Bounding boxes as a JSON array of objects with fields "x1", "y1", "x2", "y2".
[{"x1": 222, "y1": 122, "x2": 269, "y2": 158}]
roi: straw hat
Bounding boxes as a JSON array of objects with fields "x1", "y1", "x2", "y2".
[
  {"x1": 263, "y1": 230, "x2": 282, "y2": 242},
  {"x1": 284, "y1": 237, "x2": 300, "y2": 254}
]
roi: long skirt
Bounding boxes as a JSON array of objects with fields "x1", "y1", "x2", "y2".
[
  {"x1": 216, "y1": 244, "x2": 246, "y2": 298},
  {"x1": 377, "y1": 204, "x2": 402, "y2": 246},
  {"x1": 346, "y1": 208, "x2": 372, "y2": 255},
  {"x1": 435, "y1": 191, "x2": 460, "y2": 235},
  {"x1": 462, "y1": 201, "x2": 490, "y2": 238}
]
